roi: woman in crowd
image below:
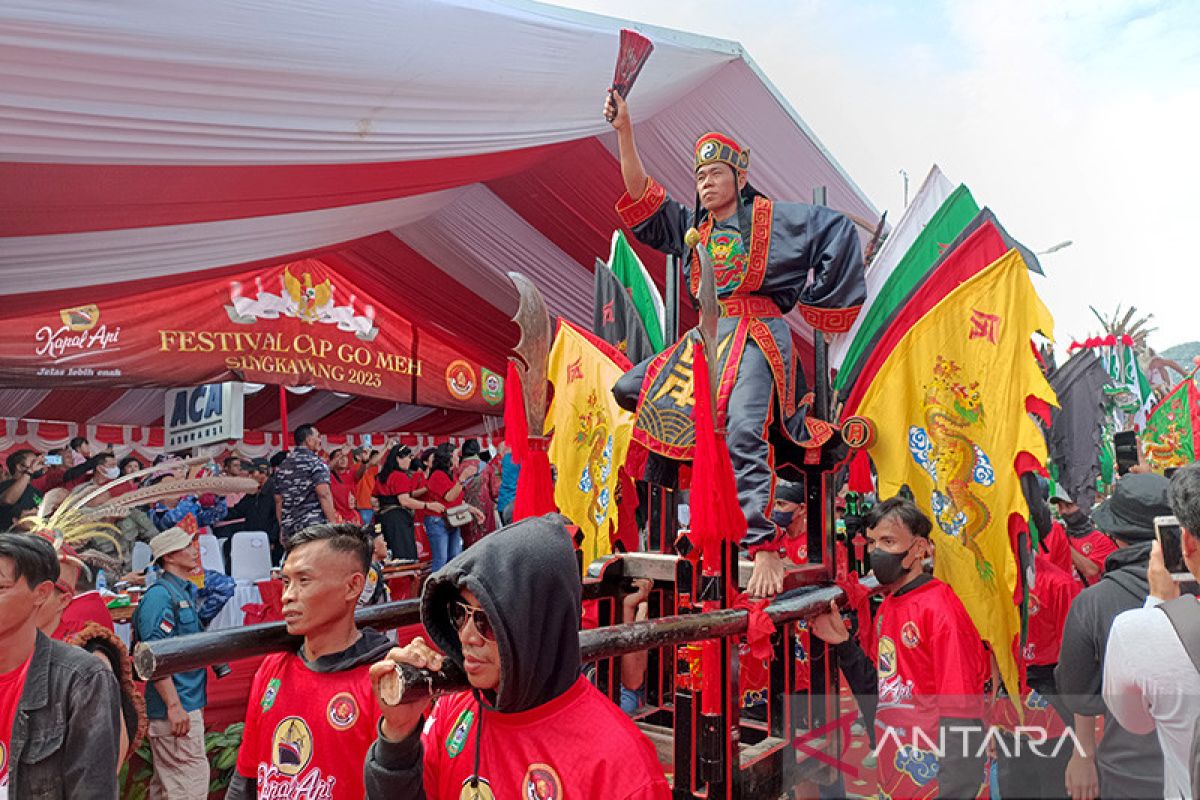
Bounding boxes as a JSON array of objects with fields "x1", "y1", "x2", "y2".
[
  {"x1": 374, "y1": 445, "x2": 442, "y2": 562},
  {"x1": 455, "y1": 440, "x2": 486, "y2": 547},
  {"x1": 327, "y1": 446, "x2": 362, "y2": 525},
  {"x1": 424, "y1": 442, "x2": 483, "y2": 570}
]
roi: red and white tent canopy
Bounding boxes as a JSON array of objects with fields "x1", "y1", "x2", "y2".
[{"x1": 0, "y1": 0, "x2": 880, "y2": 438}]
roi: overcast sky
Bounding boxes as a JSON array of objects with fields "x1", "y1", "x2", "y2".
[{"x1": 555, "y1": 0, "x2": 1200, "y2": 353}]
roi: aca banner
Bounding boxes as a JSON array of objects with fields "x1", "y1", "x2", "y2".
[{"x1": 0, "y1": 259, "x2": 501, "y2": 413}]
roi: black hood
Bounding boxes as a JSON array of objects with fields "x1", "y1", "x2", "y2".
[
  {"x1": 1099, "y1": 541, "x2": 1153, "y2": 604},
  {"x1": 421, "y1": 514, "x2": 581, "y2": 713},
  {"x1": 301, "y1": 627, "x2": 393, "y2": 673}
]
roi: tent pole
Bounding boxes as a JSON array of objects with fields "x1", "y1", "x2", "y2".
[
  {"x1": 664, "y1": 254, "x2": 679, "y2": 345},
  {"x1": 278, "y1": 385, "x2": 289, "y2": 449}
]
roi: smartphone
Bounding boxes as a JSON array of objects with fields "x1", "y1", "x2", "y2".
[
  {"x1": 1114, "y1": 431, "x2": 1140, "y2": 476},
  {"x1": 44, "y1": 453, "x2": 63, "y2": 466},
  {"x1": 1154, "y1": 515, "x2": 1188, "y2": 576}
]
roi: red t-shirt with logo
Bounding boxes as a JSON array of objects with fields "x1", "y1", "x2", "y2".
[
  {"x1": 0, "y1": 653, "x2": 33, "y2": 796},
  {"x1": 873, "y1": 578, "x2": 986, "y2": 800},
  {"x1": 236, "y1": 651, "x2": 381, "y2": 799},
  {"x1": 420, "y1": 676, "x2": 670, "y2": 799},
  {"x1": 1069, "y1": 530, "x2": 1117, "y2": 585}
]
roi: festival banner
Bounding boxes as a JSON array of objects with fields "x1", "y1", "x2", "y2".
[
  {"x1": 1142, "y1": 374, "x2": 1200, "y2": 471},
  {"x1": 856, "y1": 249, "x2": 1058, "y2": 705},
  {"x1": 0, "y1": 259, "x2": 501, "y2": 413},
  {"x1": 545, "y1": 320, "x2": 634, "y2": 566}
]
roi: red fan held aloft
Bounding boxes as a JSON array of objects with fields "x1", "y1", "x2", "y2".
[{"x1": 611, "y1": 29, "x2": 653, "y2": 99}]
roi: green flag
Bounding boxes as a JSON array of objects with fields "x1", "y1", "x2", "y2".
[
  {"x1": 1142, "y1": 374, "x2": 1199, "y2": 471},
  {"x1": 607, "y1": 230, "x2": 665, "y2": 353},
  {"x1": 835, "y1": 184, "x2": 980, "y2": 391},
  {"x1": 1099, "y1": 341, "x2": 1154, "y2": 428}
]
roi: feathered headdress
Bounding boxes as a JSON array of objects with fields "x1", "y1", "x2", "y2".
[{"x1": 12, "y1": 456, "x2": 257, "y2": 558}]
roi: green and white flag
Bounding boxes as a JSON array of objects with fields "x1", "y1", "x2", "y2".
[
  {"x1": 607, "y1": 230, "x2": 665, "y2": 353},
  {"x1": 1099, "y1": 340, "x2": 1154, "y2": 428}
]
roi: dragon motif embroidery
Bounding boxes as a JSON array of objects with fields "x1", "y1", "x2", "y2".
[
  {"x1": 908, "y1": 356, "x2": 996, "y2": 583},
  {"x1": 574, "y1": 390, "x2": 614, "y2": 529}
]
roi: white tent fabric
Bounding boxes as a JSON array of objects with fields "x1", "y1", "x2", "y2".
[
  {"x1": 0, "y1": 191, "x2": 466, "y2": 293},
  {"x1": 0, "y1": 0, "x2": 881, "y2": 436}
]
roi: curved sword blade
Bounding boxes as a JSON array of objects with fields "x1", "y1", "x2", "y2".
[{"x1": 507, "y1": 271, "x2": 552, "y2": 436}]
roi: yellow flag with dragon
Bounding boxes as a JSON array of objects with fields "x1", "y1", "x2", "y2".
[
  {"x1": 856, "y1": 249, "x2": 1057, "y2": 702},
  {"x1": 546, "y1": 320, "x2": 635, "y2": 566}
]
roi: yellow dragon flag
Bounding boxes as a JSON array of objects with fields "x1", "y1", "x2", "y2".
[
  {"x1": 545, "y1": 320, "x2": 635, "y2": 567},
  {"x1": 856, "y1": 249, "x2": 1057, "y2": 702}
]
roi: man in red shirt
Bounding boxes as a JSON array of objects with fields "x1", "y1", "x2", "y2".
[
  {"x1": 0, "y1": 532, "x2": 122, "y2": 798},
  {"x1": 1050, "y1": 489, "x2": 1117, "y2": 585},
  {"x1": 364, "y1": 515, "x2": 670, "y2": 799},
  {"x1": 811, "y1": 497, "x2": 988, "y2": 800},
  {"x1": 225, "y1": 523, "x2": 393, "y2": 799}
]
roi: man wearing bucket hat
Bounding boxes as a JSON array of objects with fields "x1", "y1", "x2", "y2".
[
  {"x1": 604, "y1": 90, "x2": 866, "y2": 598},
  {"x1": 135, "y1": 526, "x2": 209, "y2": 800},
  {"x1": 1055, "y1": 473, "x2": 1172, "y2": 799}
]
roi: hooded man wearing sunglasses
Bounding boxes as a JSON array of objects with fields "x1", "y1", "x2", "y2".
[{"x1": 364, "y1": 514, "x2": 670, "y2": 799}]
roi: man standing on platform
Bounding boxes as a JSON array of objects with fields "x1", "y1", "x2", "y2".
[
  {"x1": 810, "y1": 498, "x2": 988, "y2": 799},
  {"x1": 225, "y1": 523, "x2": 393, "y2": 799},
  {"x1": 274, "y1": 424, "x2": 336, "y2": 547},
  {"x1": 604, "y1": 90, "x2": 866, "y2": 597},
  {"x1": 135, "y1": 526, "x2": 209, "y2": 800}
]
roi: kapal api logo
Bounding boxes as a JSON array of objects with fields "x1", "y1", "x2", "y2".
[{"x1": 35, "y1": 304, "x2": 122, "y2": 364}]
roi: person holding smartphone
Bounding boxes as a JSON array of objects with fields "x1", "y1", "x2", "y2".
[
  {"x1": 1056, "y1": 472, "x2": 1173, "y2": 799},
  {"x1": 1102, "y1": 465, "x2": 1200, "y2": 800}
]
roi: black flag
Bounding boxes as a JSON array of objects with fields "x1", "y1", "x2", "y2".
[
  {"x1": 1049, "y1": 349, "x2": 1113, "y2": 511},
  {"x1": 592, "y1": 259, "x2": 654, "y2": 365}
]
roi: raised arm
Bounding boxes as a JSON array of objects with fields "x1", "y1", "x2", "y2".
[{"x1": 606, "y1": 90, "x2": 648, "y2": 200}]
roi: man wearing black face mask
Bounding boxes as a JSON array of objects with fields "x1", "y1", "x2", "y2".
[
  {"x1": 1051, "y1": 489, "x2": 1117, "y2": 586},
  {"x1": 773, "y1": 479, "x2": 808, "y2": 563},
  {"x1": 810, "y1": 497, "x2": 987, "y2": 799}
]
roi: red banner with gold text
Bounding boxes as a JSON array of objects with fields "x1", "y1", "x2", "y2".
[{"x1": 0, "y1": 259, "x2": 504, "y2": 413}]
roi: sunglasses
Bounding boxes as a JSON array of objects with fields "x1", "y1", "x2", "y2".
[{"x1": 450, "y1": 600, "x2": 495, "y2": 641}]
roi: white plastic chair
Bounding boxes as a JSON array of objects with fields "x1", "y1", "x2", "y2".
[
  {"x1": 131, "y1": 541, "x2": 153, "y2": 573},
  {"x1": 230, "y1": 530, "x2": 273, "y2": 585},
  {"x1": 197, "y1": 532, "x2": 225, "y2": 574}
]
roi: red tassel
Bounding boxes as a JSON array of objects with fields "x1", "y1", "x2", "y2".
[
  {"x1": 847, "y1": 448, "x2": 874, "y2": 494},
  {"x1": 690, "y1": 341, "x2": 748, "y2": 566},
  {"x1": 513, "y1": 438, "x2": 556, "y2": 521},
  {"x1": 504, "y1": 359, "x2": 529, "y2": 465}
]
